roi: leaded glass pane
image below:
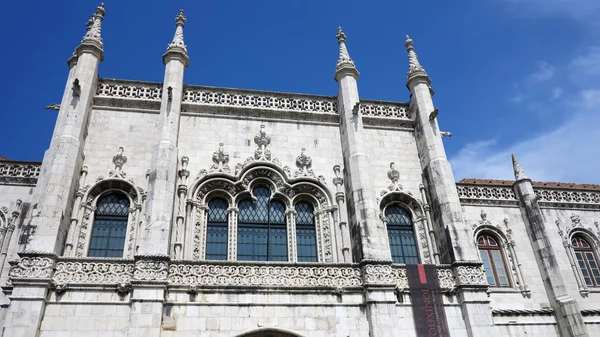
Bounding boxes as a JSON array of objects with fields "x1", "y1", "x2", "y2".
[
  {"x1": 480, "y1": 251, "x2": 496, "y2": 285},
  {"x1": 386, "y1": 205, "x2": 418, "y2": 264},
  {"x1": 296, "y1": 202, "x2": 317, "y2": 262},
  {"x1": 206, "y1": 199, "x2": 228, "y2": 260},
  {"x1": 237, "y1": 187, "x2": 288, "y2": 262},
  {"x1": 88, "y1": 194, "x2": 129, "y2": 258}
]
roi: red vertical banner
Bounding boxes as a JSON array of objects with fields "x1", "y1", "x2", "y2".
[{"x1": 406, "y1": 264, "x2": 450, "y2": 337}]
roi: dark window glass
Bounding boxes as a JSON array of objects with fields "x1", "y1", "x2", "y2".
[
  {"x1": 88, "y1": 193, "x2": 129, "y2": 257},
  {"x1": 237, "y1": 187, "x2": 288, "y2": 261},
  {"x1": 206, "y1": 198, "x2": 229, "y2": 260},
  {"x1": 477, "y1": 234, "x2": 510, "y2": 287},
  {"x1": 573, "y1": 236, "x2": 600, "y2": 287},
  {"x1": 386, "y1": 205, "x2": 419, "y2": 264},
  {"x1": 295, "y1": 202, "x2": 317, "y2": 262}
]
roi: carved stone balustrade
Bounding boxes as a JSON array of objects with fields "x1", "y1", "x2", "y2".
[
  {"x1": 9, "y1": 254, "x2": 487, "y2": 295},
  {"x1": 0, "y1": 160, "x2": 41, "y2": 186}
]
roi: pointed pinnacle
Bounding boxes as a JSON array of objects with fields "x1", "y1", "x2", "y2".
[
  {"x1": 512, "y1": 154, "x2": 529, "y2": 181},
  {"x1": 175, "y1": 9, "x2": 186, "y2": 26},
  {"x1": 336, "y1": 26, "x2": 346, "y2": 43}
]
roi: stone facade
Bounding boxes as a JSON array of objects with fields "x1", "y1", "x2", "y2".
[{"x1": 0, "y1": 4, "x2": 599, "y2": 337}]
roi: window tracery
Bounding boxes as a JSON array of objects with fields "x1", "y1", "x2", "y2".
[
  {"x1": 184, "y1": 125, "x2": 338, "y2": 263},
  {"x1": 205, "y1": 198, "x2": 228, "y2": 260},
  {"x1": 88, "y1": 193, "x2": 130, "y2": 257},
  {"x1": 385, "y1": 205, "x2": 419, "y2": 264}
]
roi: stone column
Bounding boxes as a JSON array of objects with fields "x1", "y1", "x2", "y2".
[
  {"x1": 27, "y1": 4, "x2": 105, "y2": 255},
  {"x1": 334, "y1": 27, "x2": 389, "y2": 262},
  {"x1": 138, "y1": 10, "x2": 189, "y2": 256},
  {"x1": 512, "y1": 155, "x2": 588, "y2": 337},
  {"x1": 333, "y1": 165, "x2": 352, "y2": 262}
]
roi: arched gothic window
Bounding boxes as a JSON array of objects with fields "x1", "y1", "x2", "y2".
[
  {"x1": 385, "y1": 205, "x2": 419, "y2": 264},
  {"x1": 237, "y1": 187, "x2": 288, "y2": 261},
  {"x1": 205, "y1": 198, "x2": 228, "y2": 260},
  {"x1": 477, "y1": 234, "x2": 510, "y2": 287},
  {"x1": 88, "y1": 193, "x2": 130, "y2": 257},
  {"x1": 573, "y1": 235, "x2": 600, "y2": 287},
  {"x1": 295, "y1": 202, "x2": 317, "y2": 262}
]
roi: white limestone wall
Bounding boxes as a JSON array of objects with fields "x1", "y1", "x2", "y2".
[
  {"x1": 0, "y1": 185, "x2": 34, "y2": 209},
  {"x1": 539, "y1": 208, "x2": 600, "y2": 310},
  {"x1": 177, "y1": 115, "x2": 343, "y2": 187},
  {"x1": 81, "y1": 107, "x2": 159, "y2": 188},
  {"x1": 364, "y1": 128, "x2": 423, "y2": 198},
  {"x1": 462, "y1": 204, "x2": 552, "y2": 308}
]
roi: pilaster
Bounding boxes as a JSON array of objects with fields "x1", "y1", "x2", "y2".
[
  {"x1": 334, "y1": 27, "x2": 389, "y2": 262},
  {"x1": 512, "y1": 155, "x2": 588, "y2": 337},
  {"x1": 27, "y1": 3, "x2": 105, "y2": 255},
  {"x1": 139, "y1": 10, "x2": 189, "y2": 256}
]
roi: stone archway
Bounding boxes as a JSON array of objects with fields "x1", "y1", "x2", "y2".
[{"x1": 237, "y1": 328, "x2": 303, "y2": 337}]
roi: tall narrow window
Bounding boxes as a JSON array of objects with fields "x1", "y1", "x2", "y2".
[
  {"x1": 205, "y1": 198, "x2": 228, "y2": 260},
  {"x1": 478, "y1": 234, "x2": 510, "y2": 287},
  {"x1": 295, "y1": 202, "x2": 317, "y2": 262},
  {"x1": 573, "y1": 236, "x2": 600, "y2": 287},
  {"x1": 385, "y1": 205, "x2": 419, "y2": 264},
  {"x1": 88, "y1": 193, "x2": 129, "y2": 257},
  {"x1": 237, "y1": 187, "x2": 288, "y2": 261}
]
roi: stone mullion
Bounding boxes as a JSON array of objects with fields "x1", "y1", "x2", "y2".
[
  {"x1": 227, "y1": 207, "x2": 239, "y2": 261},
  {"x1": 197, "y1": 204, "x2": 208, "y2": 260},
  {"x1": 315, "y1": 209, "x2": 325, "y2": 262},
  {"x1": 183, "y1": 200, "x2": 195, "y2": 259},
  {"x1": 286, "y1": 209, "x2": 297, "y2": 262}
]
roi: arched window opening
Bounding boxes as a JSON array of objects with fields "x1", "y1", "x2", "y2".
[
  {"x1": 478, "y1": 234, "x2": 510, "y2": 287},
  {"x1": 88, "y1": 193, "x2": 130, "y2": 257},
  {"x1": 573, "y1": 235, "x2": 600, "y2": 287},
  {"x1": 385, "y1": 205, "x2": 419, "y2": 264},
  {"x1": 237, "y1": 187, "x2": 288, "y2": 261},
  {"x1": 206, "y1": 198, "x2": 228, "y2": 260},
  {"x1": 295, "y1": 202, "x2": 317, "y2": 262}
]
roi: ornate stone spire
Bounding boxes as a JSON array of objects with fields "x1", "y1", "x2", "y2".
[
  {"x1": 81, "y1": 3, "x2": 106, "y2": 48},
  {"x1": 167, "y1": 10, "x2": 187, "y2": 53},
  {"x1": 512, "y1": 154, "x2": 529, "y2": 181},
  {"x1": 336, "y1": 26, "x2": 355, "y2": 70},
  {"x1": 404, "y1": 35, "x2": 428, "y2": 82}
]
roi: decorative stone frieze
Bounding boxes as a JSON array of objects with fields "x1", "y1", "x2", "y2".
[
  {"x1": 53, "y1": 259, "x2": 134, "y2": 285},
  {"x1": 133, "y1": 256, "x2": 170, "y2": 283},
  {"x1": 8, "y1": 253, "x2": 56, "y2": 282},
  {"x1": 452, "y1": 262, "x2": 487, "y2": 289},
  {"x1": 168, "y1": 262, "x2": 362, "y2": 288},
  {"x1": 359, "y1": 100, "x2": 409, "y2": 119}
]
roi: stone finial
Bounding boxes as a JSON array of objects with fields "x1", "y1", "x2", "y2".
[
  {"x1": 167, "y1": 9, "x2": 188, "y2": 54},
  {"x1": 570, "y1": 214, "x2": 582, "y2": 227},
  {"x1": 81, "y1": 3, "x2": 106, "y2": 47},
  {"x1": 511, "y1": 154, "x2": 529, "y2": 181},
  {"x1": 110, "y1": 147, "x2": 127, "y2": 178},
  {"x1": 480, "y1": 209, "x2": 487, "y2": 221},
  {"x1": 404, "y1": 35, "x2": 428, "y2": 81},
  {"x1": 335, "y1": 26, "x2": 357, "y2": 73},
  {"x1": 254, "y1": 125, "x2": 272, "y2": 160},
  {"x1": 210, "y1": 143, "x2": 231, "y2": 173}
]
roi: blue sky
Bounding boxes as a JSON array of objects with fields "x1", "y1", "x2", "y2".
[{"x1": 1, "y1": 1, "x2": 599, "y2": 183}]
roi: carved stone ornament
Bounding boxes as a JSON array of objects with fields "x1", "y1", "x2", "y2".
[
  {"x1": 472, "y1": 209, "x2": 493, "y2": 230},
  {"x1": 210, "y1": 143, "x2": 230, "y2": 173},
  {"x1": 52, "y1": 281, "x2": 68, "y2": 295},
  {"x1": 254, "y1": 124, "x2": 272, "y2": 161},
  {"x1": 116, "y1": 282, "x2": 132, "y2": 295},
  {"x1": 109, "y1": 147, "x2": 128, "y2": 178},
  {"x1": 453, "y1": 264, "x2": 487, "y2": 288},
  {"x1": 405, "y1": 35, "x2": 428, "y2": 80},
  {"x1": 133, "y1": 258, "x2": 169, "y2": 282},
  {"x1": 381, "y1": 162, "x2": 403, "y2": 195},
  {"x1": 9, "y1": 255, "x2": 55, "y2": 281},
  {"x1": 294, "y1": 148, "x2": 315, "y2": 178},
  {"x1": 45, "y1": 104, "x2": 60, "y2": 111},
  {"x1": 179, "y1": 156, "x2": 190, "y2": 181},
  {"x1": 332, "y1": 165, "x2": 343, "y2": 187},
  {"x1": 72, "y1": 78, "x2": 81, "y2": 98},
  {"x1": 81, "y1": 3, "x2": 105, "y2": 47},
  {"x1": 53, "y1": 260, "x2": 134, "y2": 285}
]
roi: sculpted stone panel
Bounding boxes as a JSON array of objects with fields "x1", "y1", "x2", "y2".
[
  {"x1": 8, "y1": 255, "x2": 54, "y2": 281},
  {"x1": 96, "y1": 81, "x2": 162, "y2": 100}
]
